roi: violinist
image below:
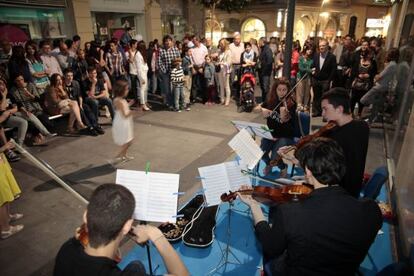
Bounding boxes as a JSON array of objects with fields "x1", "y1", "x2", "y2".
[
  {"x1": 238, "y1": 138, "x2": 382, "y2": 276},
  {"x1": 53, "y1": 184, "x2": 189, "y2": 276},
  {"x1": 256, "y1": 77, "x2": 296, "y2": 177},
  {"x1": 279, "y1": 88, "x2": 369, "y2": 198}
]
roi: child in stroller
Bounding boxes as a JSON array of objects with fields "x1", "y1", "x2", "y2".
[{"x1": 238, "y1": 72, "x2": 256, "y2": 113}]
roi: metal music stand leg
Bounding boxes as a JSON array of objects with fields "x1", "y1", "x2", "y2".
[{"x1": 206, "y1": 202, "x2": 242, "y2": 275}]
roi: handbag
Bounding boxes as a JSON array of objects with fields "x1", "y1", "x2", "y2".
[{"x1": 215, "y1": 64, "x2": 221, "y2": 73}]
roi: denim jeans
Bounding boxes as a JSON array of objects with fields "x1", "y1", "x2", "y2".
[
  {"x1": 360, "y1": 84, "x2": 386, "y2": 122},
  {"x1": 129, "y1": 74, "x2": 140, "y2": 102},
  {"x1": 92, "y1": 97, "x2": 114, "y2": 120},
  {"x1": 159, "y1": 71, "x2": 173, "y2": 106},
  {"x1": 4, "y1": 115, "x2": 28, "y2": 145},
  {"x1": 173, "y1": 85, "x2": 184, "y2": 110},
  {"x1": 259, "y1": 74, "x2": 270, "y2": 103},
  {"x1": 260, "y1": 137, "x2": 294, "y2": 168}
]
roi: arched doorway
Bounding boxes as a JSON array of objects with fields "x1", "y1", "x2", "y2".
[
  {"x1": 241, "y1": 18, "x2": 266, "y2": 42},
  {"x1": 295, "y1": 16, "x2": 313, "y2": 46},
  {"x1": 205, "y1": 19, "x2": 222, "y2": 46},
  {"x1": 324, "y1": 18, "x2": 337, "y2": 41}
]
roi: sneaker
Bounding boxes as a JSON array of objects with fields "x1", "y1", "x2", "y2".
[
  {"x1": 46, "y1": 133, "x2": 58, "y2": 137},
  {"x1": 9, "y1": 213, "x2": 23, "y2": 222},
  {"x1": 104, "y1": 106, "x2": 111, "y2": 118},
  {"x1": 94, "y1": 126, "x2": 105, "y2": 135},
  {"x1": 185, "y1": 106, "x2": 191, "y2": 111},
  {"x1": 1, "y1": 224, "x2": 24, "y2": 240},
  {"x1": 5, "y1": 150, "x2": 20, "y2": 162}
]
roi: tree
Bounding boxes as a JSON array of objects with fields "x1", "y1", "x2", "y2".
[{"x1": 196, "y1": 0, "x2": 251, "y2": 40}]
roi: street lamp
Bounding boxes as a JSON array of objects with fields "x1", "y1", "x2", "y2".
[{"x1": 315, "y1": 0, "x2": 329, "y2": 38}]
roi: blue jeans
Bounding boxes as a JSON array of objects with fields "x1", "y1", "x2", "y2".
[
  {"x1": 92, "y1": 97, "x2": 114, "y2": 120},
  {"x1": 159, "y1": 71, "x2": 172, "y2": 106},
  {"x1": 173, "y1": 85, "x2": 184, "y2": 110},
  {"x1": 260, "y1": 137, "x2": 294, "y2": 169}
]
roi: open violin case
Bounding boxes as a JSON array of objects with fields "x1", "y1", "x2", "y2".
[{"x1": 158, "y1": 194, "x2": 219, "y2": 247}]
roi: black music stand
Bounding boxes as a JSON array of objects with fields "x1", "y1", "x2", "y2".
[{"x1": 206, "y1": 201, "x2": 242, "y2": 275}]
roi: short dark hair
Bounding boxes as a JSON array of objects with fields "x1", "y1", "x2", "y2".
[
  {"x1": 73, "y1": 35, "x2": 81, "y2": 42},
  {"x1": 39, "y1": 40, "x2": 51, "y2": 49},
  {"x1": 113, "y1": 79, "x2": 129, "y2": 97},
  {"x1": 296, "y1": 137, "x2": 346, "y2": 185},
  {"x1": 386, "y1": 47, "x2": 399, "y2": 63},
  {"x1": 53, "y1": 38, "x2": 63, "y2": 49},
  {"x1": 163, "y1": 35, "x2": 173, "y2": 43},
  {"x1": 63, "y1": 68, "x2": 73, "y2": 75},
  {"x1": 87, "y1": 184, "x2": 135, "y2": 248},
  {"x1": 244, "y1": 42, "x2": 252, "y2": 48},
  {"x1": 87, "y1": 66, "x2": 97, "y2": 73},
  {"x1": 65, "y1": 39, "x2": 73, "y2": 49},
  {"x1": 321, "y1": 88, "x2": 351, "y2": 114}
]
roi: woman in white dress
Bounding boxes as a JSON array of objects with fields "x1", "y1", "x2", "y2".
[
  {"x1": 111, "y1": 80, "x2": 134, "y2": 163},
  {"x1": 137, "y1": 41, "x2": 150, "y2": 111}
]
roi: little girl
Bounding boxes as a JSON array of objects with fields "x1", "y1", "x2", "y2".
[
  {"x1": 110, "y1": 80, "x2": 134, "y2": 164},
  {"x1": 203, "y1": 54, "x2": 216, "y2": 105}
]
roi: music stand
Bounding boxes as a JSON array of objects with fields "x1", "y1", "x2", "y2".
[{"x1": 206, "y1": 201, "x2": 242, "y2": 275}]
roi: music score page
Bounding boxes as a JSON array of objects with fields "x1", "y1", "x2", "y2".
[
  {"x1": 198, "y1": 161, "x2": 251, "y2": 206},
  {"x1": 116, "y1": 169, "x2": 179, "y2": 223}
]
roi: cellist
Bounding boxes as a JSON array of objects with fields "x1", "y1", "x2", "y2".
[
  {"x1": 238, "y1": 137, "x2": 382, "y2": 276},
  {"x1": 279, "y1": 88, "x2": 369, "y2": 197}
]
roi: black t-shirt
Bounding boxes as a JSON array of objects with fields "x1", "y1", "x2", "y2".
[
  {"x1": 262, "y1": 101, "x2": 296, "y2": 138},
  {"x1": 324, "y1": 120, "x2": 369, "y2": 197},
  {"x1": 84, "y1": 79, "x2": 105, "y2": 97},
  {"x1": 54, "y1": 238, "x2": 147, "y2": 276}
]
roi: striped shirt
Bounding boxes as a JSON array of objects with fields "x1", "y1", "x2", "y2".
[
  {"x1": 106, "y1": 51, "x2": 125, "y2": 77},
  {"x1": 170, "y1": 67, "x2": 184, "y2": 87},
  {"x1": 158, "y1": 46, "x2": 181, "y2": 74}
]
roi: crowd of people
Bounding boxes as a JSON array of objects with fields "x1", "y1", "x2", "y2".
[{"x1": 0, "y1": 27, "x2": 413, "y2": 275}]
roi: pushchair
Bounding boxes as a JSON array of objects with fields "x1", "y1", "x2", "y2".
[{"x1": 237, "y1": 72, "x2": 256, "y2": 113}]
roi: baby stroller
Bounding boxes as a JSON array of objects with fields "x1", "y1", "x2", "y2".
[{"x1": 238, "y1": 72, "x2": 256, "y2": 113}]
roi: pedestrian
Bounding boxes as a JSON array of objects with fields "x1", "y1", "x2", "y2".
[
  {"x1": 0, "y1": 140, "x2": 24, "y2": 240},
  {"x1": 204, "y1": 54, "x2": 216, "y2": 105},
  {"x1": 110, "y1": 80, "x2": 134, "y2": 164},
  {"x1": 170, "y1": 58, "x2": 185, "y2": 112}
]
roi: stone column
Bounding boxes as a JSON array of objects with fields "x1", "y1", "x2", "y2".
[
  {"x1": 70, "y1": 0, "x2": 94, "y2": 42},
  {"x1": 145, "y1": 0, "x2": 162, "y2": 42}
]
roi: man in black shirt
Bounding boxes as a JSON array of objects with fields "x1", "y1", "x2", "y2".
[
  {"x1": 239, "y1": 138, "x2": 382, "y2": 276},
  {"x1": 63, "y1": 68, "x2": 104, "y2": 136},
  {"x1": 321, "y1": 88, "x2": 369, "y2": 197},
  {"x1": 54, "y1": 184, "x2": 189, "y2": 276}
]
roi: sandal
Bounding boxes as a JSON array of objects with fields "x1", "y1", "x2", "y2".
[
  {"x1": 1, "y1": 224, "x2": 24, "y2": 240},
  {"x1": 9, "y1": 213, "x2": 23, "y2": 222}
]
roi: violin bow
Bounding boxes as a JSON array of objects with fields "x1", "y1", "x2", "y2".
[{"x1": 269, "y1": 73, "x2": 308, "y2": 118}]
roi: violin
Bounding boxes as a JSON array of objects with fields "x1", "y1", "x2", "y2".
[
  {"x1": 269, "y1": 95, "x2": 295, "y2": 120},
  {"x1": 270, "y1": 121, "x2": 336, "y2": 167},
  {"x1": 221, "y1": 184, "x2": 313, "y2": 206}
]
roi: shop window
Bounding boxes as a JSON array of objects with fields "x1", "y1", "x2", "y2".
[
  {"x1": 0, "y1": 7, "x2": 65, "y2": 43},
  {"x1": 241, "y1": 18, "x2": 265, "y2": 43}
]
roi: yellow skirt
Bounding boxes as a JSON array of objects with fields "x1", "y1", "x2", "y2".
[{"x1": 0, "y1": 153, "x2": 21, "y2": 206}]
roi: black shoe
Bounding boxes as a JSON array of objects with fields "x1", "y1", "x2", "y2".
[
  {"x1": 88, "y1": 127, "x2": 99, "y2": 136},
  {"x1": 5, "y1": 150, "x2": 20, "y2": 162},
  {"x1": 94, "y1": 126, "x2": 105, "y2": 135}
]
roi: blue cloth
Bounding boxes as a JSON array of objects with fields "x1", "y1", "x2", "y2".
[{"x1": 118, "y1": 200, "x2": 263, "y2": 275}]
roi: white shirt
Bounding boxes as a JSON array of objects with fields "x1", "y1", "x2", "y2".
[
  {"x1": 191, "y1": 44, "x2": 208, "y2": 66},
  {"x1": 319, "y1": 52, "x2": 327, "y2": 70}
]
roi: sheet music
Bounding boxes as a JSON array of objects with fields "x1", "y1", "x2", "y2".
[
  {"x1": 232, "y1": 120, "x2": 274, "y2": 140},
  {"x1": 225, "y1": 161, "x2": 251, "y2": 191},
  {"x1": 199, "y1": 161, "x2": 251, "y2": 206},
  {"x1": 228, "y1": 128, "x2": 263, "y2": 170},
  {"x1": 198, "y1": 164, "x2": 229, "y2": 206},
  {"x1": 116, "y1": 169, "x2": 179, "y2": 223}
]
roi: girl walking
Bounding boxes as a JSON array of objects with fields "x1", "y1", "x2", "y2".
[{"x1": 110, "y1": 80, "x2": 134, "y2": 164}]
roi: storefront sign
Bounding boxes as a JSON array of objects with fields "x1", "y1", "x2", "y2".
[{"x1": 366, "y1": 18, "x2": 385, "y2": 28}]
